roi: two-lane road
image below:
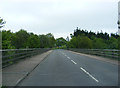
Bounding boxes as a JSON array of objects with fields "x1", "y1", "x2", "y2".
[{"x1": 18, "y1": 49, "x2": 118, "y2": 86}]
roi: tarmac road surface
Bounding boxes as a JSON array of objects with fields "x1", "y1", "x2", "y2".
[{"x1": 18, "y1": 49, "x2": 118, "y2": 86}]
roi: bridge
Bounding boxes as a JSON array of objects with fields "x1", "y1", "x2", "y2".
[{"x1": 1, "y1": 48, "x2": 119, "y2": 86}]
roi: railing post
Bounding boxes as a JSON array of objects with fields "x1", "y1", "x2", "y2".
[{"x1": 112, "y1": 50, "x2": 114, "y2": 59}]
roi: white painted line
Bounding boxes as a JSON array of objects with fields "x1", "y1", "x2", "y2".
[
  {"x1": 16, "y1": 78, "x2": 23, "y2": 84},
  {"x1": 16, "y1": 72, "x2": 29, "y2": 85},
  {"x1": 64, "y1": 54, "x2": 67, "y2": 56},
  {"x1": 67, "y1": 56, "x2": 70, "y2": 59},
  {"x1": 80, "y1": 67, "x2": 99, "y2": 82},
  {"x1": 71, "y1": 60, "x2": 77, "y2": 64}
]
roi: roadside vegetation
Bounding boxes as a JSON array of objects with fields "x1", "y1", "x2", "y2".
[
  {"x1": 1, "y1": 28, "x2": 120, "y2": 50},
  {"x1": 0, "y1": 18, "x2": 120, "y2": 50},
  {"x1": 68, "y1": 27, "x2": 119, "y2": 49}
]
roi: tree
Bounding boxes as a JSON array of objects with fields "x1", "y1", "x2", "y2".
[
  {"x1": 68, "y1": 37, "x2": 77, "y2": 48},
  {"x1": 108, "y1": 36, "x2": 118, "y2": 49},
  {"x1": 46, "y1": 33, "x2": 55, "y2": 48},
  {"x1": 0, "y1": 17, "x2": 6, "y2": 49},
  {"x1": 0, "y1": 17, "x2": 6, "y2": 28},
  {"x1": 92, "y1": 38, "x2": 107, "y2": 49},
  {"x1": 2, "y1": 40, "x2": 15, "y2": 49},
  {"x1": 26, "y1": 34, "x2": 40, "y2": 48},
  {"x1": 39, "y1": 34, "x2": 49, "y2": 48},
  {"x1": 68, "y1": 36, "x2": 92, "y2": 49},
  {"x1": 111, "y1": 33, "x2": 119, "y2": 39},
  {"x1": 56, "y1": 37, "x2": 67, "y2": 48},
  {"x1": 13, "y1": 29, "x2": 29, "y2": 49},
  {"x1": 118, "y1": 36, "x2": 120, "y2": 50},
  {"x1": 77, "y1": 36, "x2": 92, "y2": 49},
  {"x1": 2, "y1": 30, "x2": 15, "y2": 49}
]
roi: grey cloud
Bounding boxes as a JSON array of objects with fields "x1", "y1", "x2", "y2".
[{"x1": 0, "y1": 0, "x2": 118, "y2": 38}]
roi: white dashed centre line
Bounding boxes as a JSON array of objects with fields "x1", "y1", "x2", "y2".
[
  {"x1": 61, "y1": 52, "x2": 99, "y2": 83},
  {"x1": 80, "y1": 67, "x2": 99, "y2": 82},
  {"x1": 71, "y1": 60, "x2": 77, "y2": 64},
  {"x1": 67, "y1": 56, "x2": 70, "y2": 59}
]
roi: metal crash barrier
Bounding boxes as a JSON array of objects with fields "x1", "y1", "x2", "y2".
[
  {"x1": 1, "y1": 48, "x2": 51, "y2": 68},
  {"x1": 67, "y1": 48, "x2": 120, "y2": 60}
]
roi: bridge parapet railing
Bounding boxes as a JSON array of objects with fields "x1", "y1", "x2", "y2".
[
  {"x1": 67, "y1": 48, "x2": 120, "y2": 60},
  {"x1": 1, "y1": 48, "x2": 50, "y2": 68}
]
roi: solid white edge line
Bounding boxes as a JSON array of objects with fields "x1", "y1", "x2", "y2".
[
  {"x1": 71, "y1": 60, "x2": 77, "y2": 64},
  {"x1": 80, "y1": 67, "x2": 99, "y2": 82},
  {"x1": 16, "y1": 78, "x2": 23, "y2": 84}
]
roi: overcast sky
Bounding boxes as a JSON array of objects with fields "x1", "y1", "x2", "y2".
[{"x1": 0, "y1": 0, "x2": 119, "y2": 38}]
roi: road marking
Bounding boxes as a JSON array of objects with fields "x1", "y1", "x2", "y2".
[
  {"x1": 62, "y1": 53, "x2": 69, "y2": 59},
  {"x1": 67, "y1": 56, "x2": 70, "y2": 59},
  {"x1": 71, "y1": 60, "x2": 77, "y2": 64},
  {"x1": 80, "y1": 67, "x2": 99, "y2": 82},
  {"x1": 64, "y1": 54, "x2": 67, "y2": 56},
  {"x1": 16, "y1": 78, "x2": 23, "y2": 84}
]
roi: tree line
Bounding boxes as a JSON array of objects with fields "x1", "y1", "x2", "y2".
[
  {"x1": 1, "y1": 30, "x2": 56, "y2": 49},
  {"x1": 0, "y1": 17, "x2": 120, "y2": 49},
  {"x1": 1, "y1": 28, "x2": 120, "y2": 49},
  {"x1": 68, "y1": 27, "x2": 120, "y2": 49}
]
